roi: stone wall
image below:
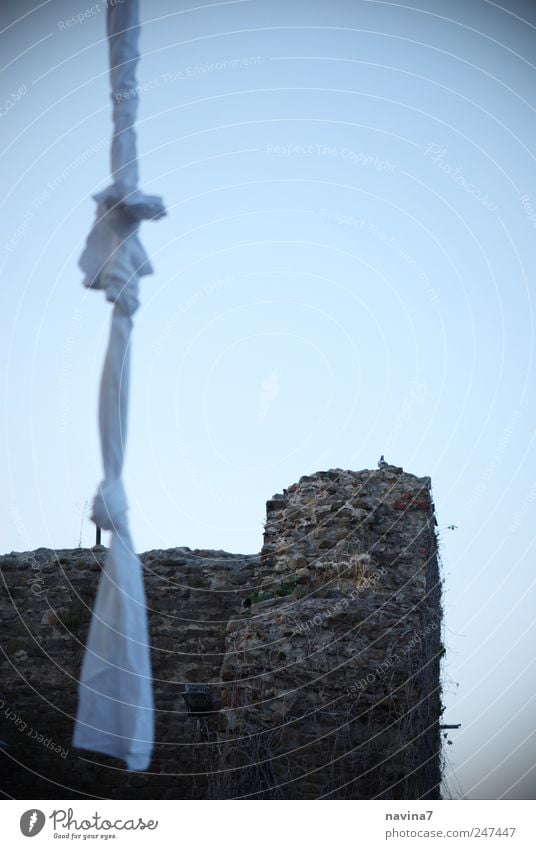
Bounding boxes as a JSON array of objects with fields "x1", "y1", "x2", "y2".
[{"x1": 0, "y1": 465, "x2": 442, "y2": 799}]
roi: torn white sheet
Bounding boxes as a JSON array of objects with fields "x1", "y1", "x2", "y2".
[{"x1": 72, "y1": 0, "x2": 165, "y2": 772}]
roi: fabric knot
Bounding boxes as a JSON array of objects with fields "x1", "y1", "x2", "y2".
[
  {"x1": 92, "y1": 478, "x2": 128, "y2": 532},
  {"x1": 78, "y1": 184, "x2": 165, "y2": 317}
]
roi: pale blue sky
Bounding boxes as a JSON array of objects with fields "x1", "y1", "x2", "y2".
[{"x1": 1, "y1": 0, "x2": 535, "y2": 799}]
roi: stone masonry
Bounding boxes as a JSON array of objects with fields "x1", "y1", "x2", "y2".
[{"x1": 0, "y1": 465, "x2": 442, "y2": 799}]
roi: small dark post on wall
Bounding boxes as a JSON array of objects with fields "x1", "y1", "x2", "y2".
[{"x1": 96, "y1": 526, "x2": 101, "y2": 546}]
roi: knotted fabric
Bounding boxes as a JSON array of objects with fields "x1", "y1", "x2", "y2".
[{"x1": 72, "y1": 0, "x2": 165, "y2": 772}]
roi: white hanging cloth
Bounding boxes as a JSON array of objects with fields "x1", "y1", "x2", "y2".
[{"x1": 72, "y1": 0, "x2": 165, "y2": 771}]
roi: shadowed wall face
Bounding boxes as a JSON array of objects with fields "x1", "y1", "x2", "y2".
[
  {"x1": 0, "y1": 466, "x2": 441, "y2": 799},
  {"x1": 220, "y1": 466, "x2": 441, "y2": 799}
]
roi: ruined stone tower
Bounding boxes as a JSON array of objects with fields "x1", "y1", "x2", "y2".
[{"x1": 0, "y1": 465, "x2": 442, "y2": 799}]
